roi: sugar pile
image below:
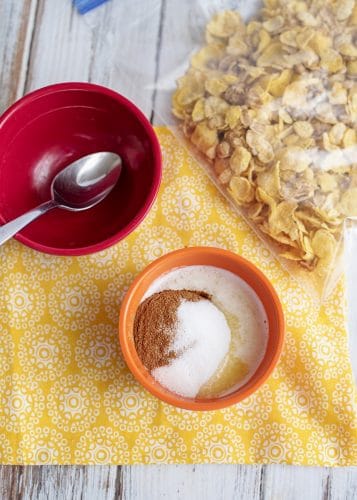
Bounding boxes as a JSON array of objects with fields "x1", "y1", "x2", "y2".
[{"x1": 152, "y1": 297, "x2": 231, "y2": 398}]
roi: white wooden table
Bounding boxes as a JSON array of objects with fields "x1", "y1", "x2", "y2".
[{"x1": 0, "y1": 1, "x2": 356, "y2": 498}]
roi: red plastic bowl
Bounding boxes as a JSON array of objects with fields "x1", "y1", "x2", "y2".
[{"x1": 0, "y1": 83, "x2": 162, "y2": 255}]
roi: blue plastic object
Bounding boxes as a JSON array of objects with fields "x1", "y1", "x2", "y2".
[{"x1": 73, "y1": 0, "x2": 109, "y2": 14}]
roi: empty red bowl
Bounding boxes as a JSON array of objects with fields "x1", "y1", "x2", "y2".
[{"x1": 0, "y1": 83, "x2": 162, "y2": 255}]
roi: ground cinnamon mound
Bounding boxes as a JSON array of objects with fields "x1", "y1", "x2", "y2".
[{"x1": 134, "y1": 289, "x2": 210, "y2": 371}]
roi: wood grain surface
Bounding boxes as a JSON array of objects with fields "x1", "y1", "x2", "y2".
[{"x1": 0, "y1": 1, "x2": 356, "y2": 498}]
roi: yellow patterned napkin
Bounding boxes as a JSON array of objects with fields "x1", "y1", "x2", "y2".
[{"x1": 0, "y1": 127, "x2": 356, "y2": 465}]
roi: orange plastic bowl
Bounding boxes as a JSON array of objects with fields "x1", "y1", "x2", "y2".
[{"x1": 119, "y1": 247, "x2": 285, "y2": 411}]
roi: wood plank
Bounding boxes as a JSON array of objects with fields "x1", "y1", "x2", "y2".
[
  {"x1": 23, "y1": 0, "x2": 95, "y2": 90},
  {"x1": 0, "y1": 0, "x2": 38, "y2": 111},
  {"x1": 122, "y1": 464, "x2": 263, "y2": 500},
  {"x1": 0, "y1": 465, "x2": 122, "y2": 500},
  {"x1": 87, "y1": 0, "x2": 163, "y2": 119},
  {"x1": 258, "y1": 466, "x2": 357, "y2": 500},
  {"x1": 122, "y1": 465, "x2": 357, "y2": 500},
  {"x1": 1, "y1": 464, "x2": 356, "y2": 500},
  {"x1": 262, "y1": 465, "x2": 330, "y2": 500},
  {"x1": 0, "y1": 466, "x2": 23, "y2": 500},
  {"x1": 23, "y1": 0, "x2": 162, "y2": 118},
  {"x1": 329, "y1": 467, "x2": 357, "y2": 500},
  {"x1": 15, "y1": 0, "x2": 39, "y2": 102}
]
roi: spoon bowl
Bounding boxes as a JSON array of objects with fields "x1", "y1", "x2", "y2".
[
  {"x1": 52, "y1": 152, "x2": 122, "y2": 210},
  {"x1": 0, "y1": 152, "x2": 122, "y2": 247}
]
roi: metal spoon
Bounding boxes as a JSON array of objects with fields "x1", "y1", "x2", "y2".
[{"x1": 0, "y1": 152, "x2": 122, "y2": 246}]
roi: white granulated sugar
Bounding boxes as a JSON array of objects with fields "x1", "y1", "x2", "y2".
[
  {"x1": 145, "y1": 265, "x2": 269, "y2": 397},
  {"x1": 152, "y1": 298, "x2": 231, "y2": 398}
]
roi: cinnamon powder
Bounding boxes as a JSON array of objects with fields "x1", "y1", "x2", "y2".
[{"x1": 133, "y1": 289, "x2": 210, "y2": 371}]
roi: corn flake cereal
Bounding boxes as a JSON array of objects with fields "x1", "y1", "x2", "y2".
[{"x1": 172, "y1": 2, "x2": 357, "y2": 280}]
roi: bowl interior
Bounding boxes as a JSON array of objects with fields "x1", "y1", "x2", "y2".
[
  {"x1": 120, "y1": 248, "x2": 284, "y2": 410},
  {"x1": 0, "y1": 84, "x2": 161, "y2": 254}
]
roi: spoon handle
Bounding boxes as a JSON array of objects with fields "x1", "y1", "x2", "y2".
[{"x1": 0, "y1": 200, "x2": 58, "y2": 246}]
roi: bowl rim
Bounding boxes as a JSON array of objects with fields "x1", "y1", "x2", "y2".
[
  {"x1": 0, "y1": 82, "x2": 162, "y2": 256},
  {"x1": 119, "y1": 246, "x2": 285, "y2": 411}
]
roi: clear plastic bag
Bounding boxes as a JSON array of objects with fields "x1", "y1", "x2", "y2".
[{"x1": 107, "y1": 0, "x2": 357, "y2": 301}]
